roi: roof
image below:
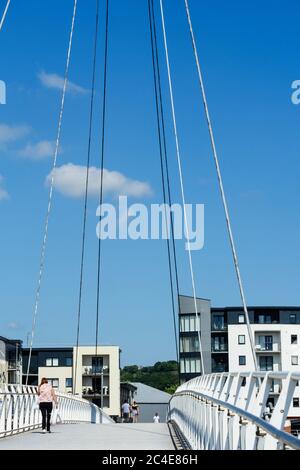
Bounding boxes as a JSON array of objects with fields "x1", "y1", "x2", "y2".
[
  {"x1": 130, "y1": 383, "x2": 171, "y2": 404},
  {"x1": 0, "y1": 336, "x2": 22, "y2": 345},
  {"x1": 211, "y1": 307, "x2": 300, "y2": 311}
]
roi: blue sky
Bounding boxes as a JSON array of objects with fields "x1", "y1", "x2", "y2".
[{"x1": 0, "y1": 0, "x2": 299, "y2": 366}]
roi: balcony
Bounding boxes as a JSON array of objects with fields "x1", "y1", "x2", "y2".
[
  {"x1": 7, "y1": 362, "x2": 20, "y2": 370},
  {"x1": 211, "y1": 345, "x2": 228, "y2": 353},
  {"x1": 255, "y1": 344, "x2": 281, "y2": 353},
  {"x1": 82, "y1": 386, "x2": 109, "y2": 397},
  {"x1": 82, "y1": 366, "x2": 109, "y2": 376},
  {"x1": 211, "y1": 325, "x2": 227, "y2": 332}
]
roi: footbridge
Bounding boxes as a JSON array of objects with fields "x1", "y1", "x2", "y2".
[{"x1": 1, "y1": 372, "x2": 300, "y2": 450}]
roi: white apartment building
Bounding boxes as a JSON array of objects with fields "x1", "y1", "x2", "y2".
[
  {"x1": 0, "y1": 336, "x2": 22, "y2": 385},
  {"x1": 179, "y1": 296, "x2": 300, "y2": 420},
  {"x1": 22, "y1": 345, "x2": 121, "y2": 418}
]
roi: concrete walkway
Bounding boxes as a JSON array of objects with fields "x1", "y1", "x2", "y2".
[{"x1": 0, "y1": 423, "x2": 175, "y2": 450}]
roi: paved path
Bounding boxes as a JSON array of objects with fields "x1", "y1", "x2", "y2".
[{"x1": 0, "y1": 423, "x2": 175, "y2": 450}]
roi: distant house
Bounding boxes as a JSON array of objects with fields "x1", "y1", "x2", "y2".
[{"x1": 130, "y1": 382, "x2": 171, "y2": 423}]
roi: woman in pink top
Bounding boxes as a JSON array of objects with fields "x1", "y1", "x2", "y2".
[{"x1": 37, "y1": 377, "x2": 57, "y2": 433}]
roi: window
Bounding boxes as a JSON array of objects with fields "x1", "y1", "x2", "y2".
[
  {"x1": 290, "y1": 314, "x2": 297, "y2": 324},
  {"x1": 180, "y1": 336, "x2": 200, "y2": 353},
  {"x1": 212, "y1": 336, "x2": 227, "y2": 351},
  {"x1": 259, "y1": 356, "x2": 273, "y2": 371},
  {"x1": 238, "y1": 335, "x2": 246, "y2": 345},
  {"x1": 238, "y1": 314, "x2": 245, "y2": 324},
  {"x1": 66, "y1": 378, "x2": 72, "y2": 388},
  {"x1": 259, "y1": 335, "x2": 273, "y2": 351},
  {"x1": 48, "y1": 379, "x2": 59, "y2": 388},
  {"x1": 293, "y1": 398, "x2": 300, "y2": 408},
  {"x1": 291, "y1": 335, "x2": 298, "y2": 345},
  {"x1": 66, "y1": 357, "x2": 73, "y2": 366},
  {"x1": 46, "y1": 358, "x2": 59, "y2": 367},
  {"x1": 180, "y1": 315, "x2": 197, "y2": 333},
  {"x1": 239, "y1": 356, "x2": 246, "y2": 366},
  {"x1": 291, "y1": 356, "x2": 299, "y2": 366},
  {"x1": 212, "y1": 314, "x2": 225, "y2": 331},
  {"x1": 255, "y1": 312, "x2": 279, "y2": 324},
  {"x1": 180, "y1": 358, "x2": 201, "y2": 374}
]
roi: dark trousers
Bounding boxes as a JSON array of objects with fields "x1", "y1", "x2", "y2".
[{"x1": 39, "y1": 402, "x2": 53, "y2": 431}]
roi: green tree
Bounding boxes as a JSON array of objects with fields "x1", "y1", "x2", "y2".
[{"x1": 121, "y1": 360, "x2": 179, "y2": 393}]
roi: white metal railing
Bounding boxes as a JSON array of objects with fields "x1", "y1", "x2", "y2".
[
  {"x1": 0, "y1": 384, "x2": 113, "y2": 438},
  {"x1": 168, "y1": 372, "x2": 300, "y2": 450}
]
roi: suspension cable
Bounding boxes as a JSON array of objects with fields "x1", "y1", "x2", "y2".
[
  {"x1": 73, "y1": 0, "x2": 100, "y2": 395},
  {"x1": 184, "y1": 0, "x2": 258, "y2": 370},
  {"x1": 26, "y1": 0, "x2": 78, "y2": 385},
  {"x1": 148, "y1": 0, "x2": 179, "y2": 368},
  {"x1": 0, "y1": 0, "x2": 11, "y2": 32},
  {"x1": 150, "y1": 0, "x2": 186, "y2": 377},
  {"x1": 95, "y1": 0, "x2": 109, "y2": 365},
  {"x1": 159, "y1": 0, "x2": 205, "y2": 375}
]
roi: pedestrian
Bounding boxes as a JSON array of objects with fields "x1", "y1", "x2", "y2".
[
  {"x1": 121, "y1": 400, "x2": 131, "y2": 423},
  {"x1": 153, "y1": 412, "x2": 160, "y2": 423},
  {"x1": 131, "y1": 400, "x2": 139, "y2": 423},
  {"x1": 37, "y1": 377, "x2": 58, "y2": 434}
]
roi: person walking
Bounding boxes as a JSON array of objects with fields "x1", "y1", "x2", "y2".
[
  {"x1": 121, "y1": 400, "x2": 131, "y2": 423},
  {"x1": 37, "y1": 377, "x2": 58, "y2": 433},
  {"x1": 131, "y1": 400, "x2": 139, "y2": 423},
  {"x1": 153, "y1": 412, "x2": 160, "y2": 423}
]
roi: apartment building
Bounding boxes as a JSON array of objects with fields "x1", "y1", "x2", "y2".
[
  {"x1": 179, "y1": 295, "x2": 300, "y2": 418},
  {"x1": 22, "y1": 345, "x2": 120, "y2": 417},
  {"x1": 0, "y1": 336, "x2": 22, "y2": 385}
]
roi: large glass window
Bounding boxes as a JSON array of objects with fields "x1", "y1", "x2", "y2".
[
  {"x1": 238, "y1": 314, "x2": 245, "y2": 324},
  {"x1": 180, "y1": 336, "x2": 200, "y2": 353},
  {"x1": 66, "y1": 357, "x2": 73, "y2": 367},
  {"x1": 255, "y1": 312, "x2": 279, "y2": 324},
  {"x1": 259, "y1": 335, "x2": 273, "y2": 351},
  {"x1": 290, "y1": 314, "x2": 297, "y2": 324},
  {"x1": 92, "y1": 357, "x2": 104, "y2": 374},
  {"x1": 180, "y1": 315, "x2": 198, "y2": 333},
  {"x1": 212, "y1": 315, "x2": 225, "y2": 331},
  {"x1": 181, "y1": 358, "x2": 201, "y2": 374},
  {"x1": 212, "y1": 336, "x2": 227, "y2": 351},
  {"x1": 259, "y1": 356, "x2": 273, "y2": 371}
]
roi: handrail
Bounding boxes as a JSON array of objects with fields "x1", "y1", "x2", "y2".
[
  {"x1": 0, "y1": 384, "x2": 114, "y2": 438},
  {"x1": 171, "y1": 389, "x2": 300, "y2": 450},
  {"x1": 168, "y1": 372, "x2": 300, "y2": 450}
]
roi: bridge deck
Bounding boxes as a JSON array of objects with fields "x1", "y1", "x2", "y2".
[{"x1": 0, "y1": 423, "x2": 175, "y2": 450}]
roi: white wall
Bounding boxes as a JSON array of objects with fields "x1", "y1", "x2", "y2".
[
  {"x1": 38, "y1": 366, "x2": 73, "y2": 393},
  {"x1": 0, "y1": 340, "x2": 6, "y2": 384},
  {"x1": 228, "y1": 324, "x2": 300, "y2": 418},
  {"x1": 73, "y1": 346, "x2": 120, "y2": 417}
]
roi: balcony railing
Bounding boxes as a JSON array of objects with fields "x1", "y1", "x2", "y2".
[
  {"x1": 82, "y1": 367, "x2": 109, "y2": 376},
  {"x1": 211, "y1": 325, "x2": 227, "y2": 332},
  {"x1": 255, "y1": 344, "x2": 281, "y2": 353},
  {"x1": 211, "y1": 345, "x2": 228, "y2": 353}
]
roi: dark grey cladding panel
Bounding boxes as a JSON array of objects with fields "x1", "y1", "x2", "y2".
[{"x1": 179, "y1": 296, "x2": 211, "y2": 315}]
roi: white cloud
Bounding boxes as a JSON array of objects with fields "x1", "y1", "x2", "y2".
[
  {"x1": 0, "y1": 175, "x2": 9, "y2": 201},
  {"x1": 19, "y1": 140, "x2": 57, "y2": 160},
  {"x1": 0, "y1": 124, "x2": 31, "y2": 144},
  {"x1": 46, "y1": 163, "x2": 153, "y2": 199},
  {"x1": 38, "y1": 71, "x2": 88, "y2": 95},
  {"x1": 7, "y1": 322, "x2": 19, "y2": 330}
]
